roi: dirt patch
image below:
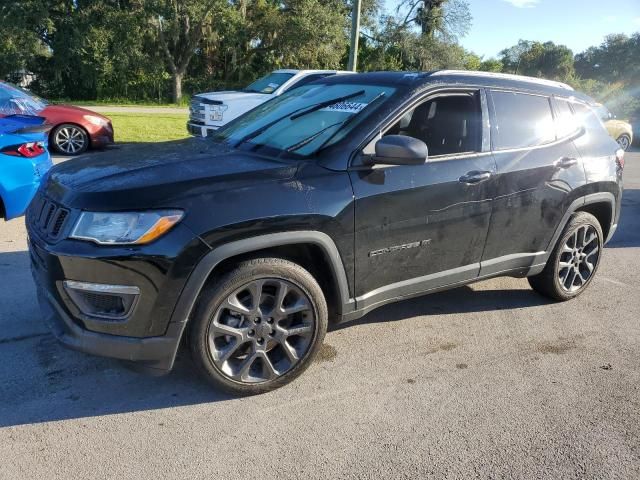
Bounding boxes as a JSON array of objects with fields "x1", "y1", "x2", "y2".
[
  {"x1": 536, "y1": 337, "x2": 579, "y2": 355},
  {"x1": 315, "y1": 343, "x2": 337, "y2": 363},
  {"x1": 406, "y1": 378, "x2": 416, "y2": 384},
  {"x1": 456, "y1": 363, "x2": 468, "y2": 369}
]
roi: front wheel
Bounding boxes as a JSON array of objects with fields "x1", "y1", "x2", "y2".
[
  {"x1": 52, "y1": 124, "x2": 89, "y2": 155},
  {"x1": 189, "y1": 258, "x2": 328, "y2": 395},
  {"x1": 616, "y1": 134, "x2": 631, "y2": 151},
  {"x1": 528, "y1": 212, "x2": 603, "y2": 301}
]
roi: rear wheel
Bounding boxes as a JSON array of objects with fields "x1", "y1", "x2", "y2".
[
  {"x1": 528, "y1": 212, "x2": 603, "y2": 301},
  {"x1": 189, "y1": 257, "x2": 328, "y2": 395},
  {"x1": 52, "y1": 124, "x2": 89, "y2": 155},
  {"x1": 616, "y1": 134, "x2": 631, "y2": 151}
]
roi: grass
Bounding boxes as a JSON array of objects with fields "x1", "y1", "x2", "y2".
[
  {"x1": 102, "y1": 112, "x2": 190, "y2": 143},
  {"x1": 53, "y1": 97, "x2": 192, "y2": 108}
]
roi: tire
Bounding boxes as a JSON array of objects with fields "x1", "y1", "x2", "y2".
[
  {"x1": 51, "y1": 124, "x2": 89, "y2": 155},
  {"x1": 528, "y1": 212, "x2": 603, "y2": 301},
  {"x1": 189, "y1": 257, "x2": 328, "y2": 395},
  {"x1": 616, "y1": 134, "x2": 631, "y2": 151}
]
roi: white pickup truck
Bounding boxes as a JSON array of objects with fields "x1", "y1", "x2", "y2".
[{"x1": 187, "y1": 69, "x2": 352, "y2": 137}]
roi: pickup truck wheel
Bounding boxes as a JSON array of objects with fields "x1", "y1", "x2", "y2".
[
  {"x1": 189, "y1": 257, "x2": 328, "y2": 395},
  {"x1": 528, "y1": 212, "x2": 603, "y2": 301}
]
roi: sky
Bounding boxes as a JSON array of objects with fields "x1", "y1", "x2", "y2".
[{"x1": 383, "y1": 0, "x2": 640, "y2": 58}]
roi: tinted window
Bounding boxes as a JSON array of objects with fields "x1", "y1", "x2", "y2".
[
  {"x1": 554, "y1": 98, "x2": 580, "y2": 138},
  {"x1": 492, "y1": 91, "x2": 555, "y2": 149},
  {"x1": 242, "y1": 72, "x2": 295, "y2": 94},
  {"x1": 386, "y1": 93, "x2": 482, "y2": 156}
]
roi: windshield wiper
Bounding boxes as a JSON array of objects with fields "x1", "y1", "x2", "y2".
[
  {"x1": 284, "y1": 121, "x2": 346, "y2": 153},
  {"x1": 233, "y1": 90, "x2": 366, "y2": 148}
]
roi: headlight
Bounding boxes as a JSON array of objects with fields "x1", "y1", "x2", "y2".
[
  {"x1": 83, "y1": 115, "x2": 108, "y2": 127},
  {"x1": 70, "y1": 210, "x2": 183, "y2": 245}
]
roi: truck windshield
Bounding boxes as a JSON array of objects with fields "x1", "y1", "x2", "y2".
[
  {"x1": 242, "y1": 72, "x2": 295, "y2": 94},
  {"x1": 212, "y1": 83, "x2": 397, "y2": 159},
  {"x1": 0, "y1": 82, "x2": 47, "y2": 115}
]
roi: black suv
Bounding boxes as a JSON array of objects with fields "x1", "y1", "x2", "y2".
[{"x1": 28, "y1": 71, "x2": 624, "y2": 394}]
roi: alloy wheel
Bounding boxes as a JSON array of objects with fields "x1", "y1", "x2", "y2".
[
  {"x1": 54, "y1": 126, "x2": 87, "y2": 154},
  {"x1": 617, "y1": 135, "x2": 630, "y2": 151},
  {"x1": 207, "y1": 278, "x2": 316, "y2": 384},
  {"x1": 557, "y1": 224, "x2": 600, "y2": 293}
]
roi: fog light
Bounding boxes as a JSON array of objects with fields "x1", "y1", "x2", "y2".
[{"x1": 63, "y1": 281, "x2": 140, "y2": 320}]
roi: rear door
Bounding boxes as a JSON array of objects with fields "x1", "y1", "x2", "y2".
[
  {"x1": 480, "y1": 90, "x2": 585, "y2": 276},
  {"x1": 349, "y1": 89, "x2": 496, "y2": 310}
]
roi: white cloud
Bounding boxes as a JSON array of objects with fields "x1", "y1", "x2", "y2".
[{"x1": 502, "y1": 0, "x2": 540, "y2": 7}]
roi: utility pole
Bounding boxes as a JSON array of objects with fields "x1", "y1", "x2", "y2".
[{"x1": 348, "y1": 0, "x2": 362, "y2": 72}]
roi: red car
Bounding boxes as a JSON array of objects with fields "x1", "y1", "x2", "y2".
[{"x1": 0, "y1": 81, "x2": 114, "y2": 155}]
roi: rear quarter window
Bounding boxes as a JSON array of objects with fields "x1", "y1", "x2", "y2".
[
  {"x1": 572, "y1": 102, "x2": 606, "y2": 132},
  {"x1": 491, "y1": 90, "x2": 555, "y2": 150}
]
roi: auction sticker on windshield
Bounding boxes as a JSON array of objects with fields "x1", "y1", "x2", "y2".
[{"x1": 321, "y1": 101, "x2": 368, "y2": 114}]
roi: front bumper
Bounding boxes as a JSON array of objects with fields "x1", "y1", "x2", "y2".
[
  {"x1": 26, "y1": 198, "x2": 210, "y2": 372},
  {"x1": 89, "y1": 123, "x2": 115, "y2": 148},
  {"x1": 187, "y1": 122, "x2": 218, "y2": 138},
  {"x1": 35, "y1": 283, "x2": 184, "y2": 372}
]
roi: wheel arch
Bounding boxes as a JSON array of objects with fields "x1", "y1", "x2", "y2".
[
  {"x1": 170, "y1": 231, "x2": 355, "y2": 329},
  {"x1": 546, "y1": 192, "x2": 617, "y2": 255}
]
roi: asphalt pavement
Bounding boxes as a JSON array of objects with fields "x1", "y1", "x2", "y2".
[{"x1": 1, "y1": 149, "x2": 638, "y2": 479}]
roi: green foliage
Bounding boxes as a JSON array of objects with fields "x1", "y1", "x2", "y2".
[{"x1": 0, "y1": 0, "x2": 637, "y2": 118}]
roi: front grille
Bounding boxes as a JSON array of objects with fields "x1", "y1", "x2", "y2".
[
  {"x1": 28, "y1": 193, "x2": 70, "y2": 240},
  {"x1": 78, "y1": 292, "x2": 126, "y2": 317},
  {"x1": 189, "y1": 100, "x2": 205, "y2": 121}
]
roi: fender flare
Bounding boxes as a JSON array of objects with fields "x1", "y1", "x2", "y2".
[
  {"x1": 169, "y1": 230, "x2": 354, "y2": 327},
  {"x1": 545, "y1": 192, "x2": 617, "y2": 255},
  {"x1": 159, "y1": 231, "x2": 355, "y2": 371}
]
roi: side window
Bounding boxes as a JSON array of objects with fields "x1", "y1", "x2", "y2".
[
  {"x1": 287, "y1": 74, "x2": 331, "y2": 91},
  {"x1": 554, "y1": 98, "x2": 580, "y2": 138},
  {"x1": 572, "y1": 103, "x2": 606, "y2": 132},
  {"x1": 492, "y1": 91, "x2": 555, "y2": 150},
  {"x1": 384, "y1": 93, "x2": 482, "y2": 156}
]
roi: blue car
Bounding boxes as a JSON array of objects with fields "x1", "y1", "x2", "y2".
[{"x1": 0, "y1": 115, "x2": 53, "y2": 220}]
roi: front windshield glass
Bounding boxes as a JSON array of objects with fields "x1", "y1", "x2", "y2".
[
  {"x1": 213, "y1": 83, "x2": 397, "y2": 159},
  {"x1": 243, "y1": 72, "x2": 295, "y2": 94},
  {"x1": 0, "y1": 82, "x2": 47, "y2": 115}
]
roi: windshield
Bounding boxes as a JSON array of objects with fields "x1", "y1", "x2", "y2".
[
  {"x1": 212, "y1": 82, "x2": 397, "y2": 159},
  {"x1": 0, "y1": 82, "x2": 47, "y2": 115},
  {"x1": 242, "y1": 72, "x2": 295, "y2": 94}
]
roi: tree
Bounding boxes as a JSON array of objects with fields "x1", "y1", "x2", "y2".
[
  {"x1": 397, "y1": 0, "x2": 471, "y2": 40},
  {"x1": 148, "y1": 0, "x2": 228, "y2": 102},
  {"x1": 499, "y1": 40, "x2": 574, "y2": 81}
]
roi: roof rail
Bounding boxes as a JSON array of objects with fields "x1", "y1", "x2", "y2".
[{"x1": 431, "y1": 70, "x2": 574, "y2": 91}]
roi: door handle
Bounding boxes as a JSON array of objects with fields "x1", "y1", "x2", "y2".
[
  {"x1": 458, "y1": 170, "x2": 492, "y2": 184},
  {"x1": 555, "y1": 157, "x2": 578, "y2": 169}
]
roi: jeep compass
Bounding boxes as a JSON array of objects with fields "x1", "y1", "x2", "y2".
[{"x1": 28, "y1": 71, "x2": 624, "y2": 395}]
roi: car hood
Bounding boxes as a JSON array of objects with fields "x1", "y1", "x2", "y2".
[
  {"x1": 42, "y1": 104, "x2": 110, "y2": 120},
  {"x1": 195, "y1": 91, "x2": 269, "y2": 103},
  {"x1": 43, "y1": 138, "x2": 297, "y2": 210}
]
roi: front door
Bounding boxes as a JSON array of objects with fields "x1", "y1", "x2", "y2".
[{"x1": 349, "y1": 90, "x2": 496, "y2": 311}]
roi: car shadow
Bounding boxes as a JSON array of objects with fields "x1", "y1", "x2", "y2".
[{"x1": 0, "y1": 247, "x2": 554, "y2": 428}]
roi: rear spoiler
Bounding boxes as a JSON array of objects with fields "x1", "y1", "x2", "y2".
[{"x1": 0, "y1": 114, "x2": 53, "y2": 135}]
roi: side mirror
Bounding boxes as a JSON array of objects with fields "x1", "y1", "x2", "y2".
[{"x1": 367, "y1": 135, "x2": 428, "y2": 166}]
